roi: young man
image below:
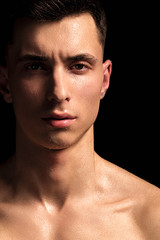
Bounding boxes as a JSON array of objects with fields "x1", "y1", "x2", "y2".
[{"x1": 0, "y1": 0, "x2": 159, "y2": 239}]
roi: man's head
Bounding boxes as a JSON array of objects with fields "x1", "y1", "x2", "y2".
[
  {"x1": 0, "y1": 0, "x2": 112, "y2": 151},
  {"x1": 0, "y1": 0, "x2": 107, "y2": 66}
]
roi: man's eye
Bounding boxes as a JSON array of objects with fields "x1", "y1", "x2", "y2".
[
  {"x1": 73, "y1": 64, "x2": 86, "y2": 70},
  {"x1": 26, "y1": 63, "x2": 45, "y2": 71},
  {"x1": 71, "y1": 64, "x2": 89, "y2": 71}
]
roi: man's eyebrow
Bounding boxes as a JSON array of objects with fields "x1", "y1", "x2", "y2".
[
  {"x1": 66, "y1": 54, "x2": 98, "y2": 64},
  {"x1": 16, "y1": 53, "x2": 98, "y2": 64},
  {"x1": 17, "y1": 54, "x2": 49, "y2": 62}
]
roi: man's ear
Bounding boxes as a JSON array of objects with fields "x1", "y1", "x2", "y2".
[
  {"x1": 100, "y1": 60, "x2": 112, "y2": 99},
  {"x1": 0, "y1": 65, "x2": 12, "y2": 103}
]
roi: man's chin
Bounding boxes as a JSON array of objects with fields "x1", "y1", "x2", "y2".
[
  {"x1": 40, "y1": 136, "x2": 78, "y2": 151},
  {"x1": 33, "y1": 124, "x2": 92, "y2": 151}
]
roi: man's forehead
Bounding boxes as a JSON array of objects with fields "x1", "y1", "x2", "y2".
[
  {"x1": 9, "y1": 14, "x2": 103, "y2": 61},
  {"x1": 13, "y1": 13, "x2": 101, "y2": 46}
]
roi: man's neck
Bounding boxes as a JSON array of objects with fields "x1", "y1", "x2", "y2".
[{"x1": 14, "y1": 126, "x2": 97, "y2": 209}]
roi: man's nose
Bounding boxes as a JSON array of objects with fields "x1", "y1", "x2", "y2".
[{"x1": 47, "y1": 67, "x2": 71, "y2": 103}]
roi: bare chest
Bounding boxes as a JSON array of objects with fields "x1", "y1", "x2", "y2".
[
  {"x1": 54, "y1": 208, "x2": 145, "y2": 240},
  {"x1": 1, "y1": 205, "x2": 146, "y2": 240}
]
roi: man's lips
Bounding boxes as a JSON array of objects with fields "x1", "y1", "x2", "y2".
[{"x1": 42, "y1": 112, "x2": 76, "y2": 128}]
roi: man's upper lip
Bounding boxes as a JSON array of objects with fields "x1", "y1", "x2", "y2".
[{"x1": 42, "y1": 112, "x2": 76, "y2": 120}]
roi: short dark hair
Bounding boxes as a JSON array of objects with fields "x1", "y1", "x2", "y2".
[{"x1": 0, "y1": 0, "x2": 107, "y2": 66}]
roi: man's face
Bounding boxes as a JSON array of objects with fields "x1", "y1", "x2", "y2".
[{"x1": 6, "y1": 13, "x2": 111, "y2": 150}]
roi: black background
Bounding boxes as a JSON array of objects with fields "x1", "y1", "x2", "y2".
[
  {"x1": 95, "y1": 2, "x2": 159, "y2": 187},
  {"x1": 0, "y1": 2, "x2": 159, "y2": 187}
]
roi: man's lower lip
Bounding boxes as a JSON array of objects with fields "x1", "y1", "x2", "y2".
[{"x1": 44, "y1": 118, "x2": 76, "y2": 128}]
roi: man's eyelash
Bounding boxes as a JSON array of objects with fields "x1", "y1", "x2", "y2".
[
  {"x1": 24, "y1": 62, "x2": 91, "y2": 74},
  {"x1": 25, "y1": 62, "x2": 47, "y2": 71},
  {"x1": 71, "y1": 64, "x2": 88, "y2": 69}
]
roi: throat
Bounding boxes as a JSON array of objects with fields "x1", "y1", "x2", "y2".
[
  {"x1": 15, "y1": 125, "x2": 97, "y2": 207},
  {"x1": 14, "y1": 146, "x2": 97, "y2": 208}
]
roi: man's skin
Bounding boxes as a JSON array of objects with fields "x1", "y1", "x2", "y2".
[{"x1": 0, "y1": 13, "x2": 160, "y2": 240}]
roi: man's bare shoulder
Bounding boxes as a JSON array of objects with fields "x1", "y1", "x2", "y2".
[
  {"x1": 141, "y1": 190, "x2": 160, "y2": 240},
  {"x1": 96, "y1": 155, "x2": 160, "y2": 239},
  {"x1": 97, "y1": 155, "x2": 159, "y2": 196}
]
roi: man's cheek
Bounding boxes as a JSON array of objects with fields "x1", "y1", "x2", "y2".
[
  {"x1": 82, "y1": 81, "x2": 101, "y2": 104},
  {"x1": 79, "y1": 88, "x2": 101, "y2": 121},
  {"x1": 16, "y1": 83, "x2": 44, "y2": 107}
]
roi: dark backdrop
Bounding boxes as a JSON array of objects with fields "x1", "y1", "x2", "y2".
[
  {"x1": 95, "y1": 2, "x2": 159, "y2": 187},
  {"x1": 0, "y1": 2, "x2": 159, "y2": 187}
]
